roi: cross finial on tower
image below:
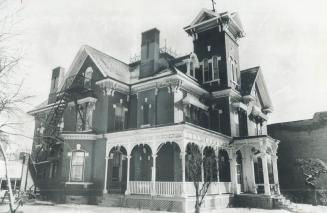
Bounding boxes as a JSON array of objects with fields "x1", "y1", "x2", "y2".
[{"x1": 211, "y1": 0, "x2": 216, "y2": 12}]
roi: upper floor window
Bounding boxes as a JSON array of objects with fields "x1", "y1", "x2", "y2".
[
  {"x1": 70, "y1": 150, "x2": 85, "y2": 181},
  {"x1": 141, "y1": 98, "x2": 151, "y2": 126},
  {"x1": 230, "y1": 57, "x2": 238, "y2": 85},
  {"x1": 202, "y1": 56, "x2": 221, "y2": 83},
  {"x1": 203, "y1": 58, "x2": 211, "y2": 82},
  {"x1": 84, "y1": 67, "x2": 93, "y2": 89},
  {"x1": 114, "y1": 100, "x2": 128, "y2": 130},
  {"x1": 212, "y1": 56, "x2": 220, "y2": 80},
  {"x1": 76, "y1": 102, "x2": 94, "y2": 131}
]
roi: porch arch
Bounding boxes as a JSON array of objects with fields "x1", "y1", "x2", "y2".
[
  {"x1": 156, "y1": 142, "x2": 182, "y2": 181},
  {"x1": 218, "y1": 149, "x2": 231, "y2": 182},
  {"x1": 185, "y1": 143, "x2": 202, "y2": 182},
  {"x1": 107, "y1": 146, "x2": 128, "y2": 193},
  {"x1": 203, "y1": 146, "x2": 218, "y2": 182},
  {"x1": 130, "y1": 144, "x2": 153, "y2": 181}
]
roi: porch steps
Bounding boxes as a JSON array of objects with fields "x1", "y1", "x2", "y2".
[
  {"x1": 273, "y1": 195, "x2": 299, "y2": 212},
  {"x1": 100, "y1": 194, "x2": 125, "y2": 207}
]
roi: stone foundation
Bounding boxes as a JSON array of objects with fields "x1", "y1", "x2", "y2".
[{"x1": 100, "y1": 194, "x2": 233, "y2": 212}]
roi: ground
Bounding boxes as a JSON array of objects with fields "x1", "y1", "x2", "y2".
[{"x1": 0, "y1": 203, "x2": 326, "y2": 213}]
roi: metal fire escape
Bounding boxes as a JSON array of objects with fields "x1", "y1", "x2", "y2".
[{"x1": 29, "y1": 74, "x2": 92, "y2": 192}]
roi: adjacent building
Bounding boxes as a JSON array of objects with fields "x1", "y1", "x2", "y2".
[
  {"x1": 29, "y1": 8, "x2": 280, "y2": 211},
  {"x1": 268, "y1": 112, "x2": 327, "y2": 204}
]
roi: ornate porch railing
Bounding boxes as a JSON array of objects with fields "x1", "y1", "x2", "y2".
[
  {"x1": 129, "y1": 181, "x2": 152, "y2": 195},
  {"x1": 155, "y1": 181, "x2": 183, "y2": 196},
  {"x1": 128, "y1": 181, "x2": 232, "y2": 196}
]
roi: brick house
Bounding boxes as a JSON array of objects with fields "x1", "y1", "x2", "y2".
[
  {"x1": 268, "y1": 112, "x2": 327, "y2": 204},
  {"x1": 29, "y1": 8, "x2": 280, "y2": 211}
]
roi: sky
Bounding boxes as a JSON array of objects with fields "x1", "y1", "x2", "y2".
[{"x1": 3, "y1": 0, "x2": 327, "y2": 149}]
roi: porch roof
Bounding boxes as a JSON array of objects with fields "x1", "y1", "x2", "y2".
[
  {"x1": 101, "y1": 122, "x2": 232, "y2": 155},
  {"x1": 232, "y1": 135, "x2": 279, "y2": 155}
]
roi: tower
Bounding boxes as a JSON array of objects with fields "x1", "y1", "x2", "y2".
[{"x1": 184, "y1": 9, "x2": 245, "y2": 92}]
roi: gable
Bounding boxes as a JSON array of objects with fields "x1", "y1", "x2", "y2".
[
  {"x1": 241, "y1": 66, "x2": 272, "y2": 110},
  {"x1": 188, "y1": 9, "x2": 219, "y2": 27},
  {"x1": 57, "y1": 45, "x2": 130, "y2": 92}
]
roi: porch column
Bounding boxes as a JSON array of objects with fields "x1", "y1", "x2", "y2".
[
  {"x1": 243, "y1": 148, "x2": 257, "y2": 193},
  {"x1": 181, "y1": 151, "x2": 186, "y2": 197},
  {"x1": 151, "y1": 154, "x2": 157, "y2": 196},
  {"x1": 229, "y1": 156, "x2": 239, "y2": 194},
  {"x1": 216, "y1": 150, "x2": 221, "y2": 195},
  {"x1": 125, "y1": 155, "x2": 131, "y2": 195},
  {"x1": 201, "y1": 149, "x2": 204, "y2": 182},
  {"x1": 103, "y1": 156, "x2": 109, "y2": 194},
  {"x1": 272, "y1": 155, "x2": 280, "y2": 194},
  {"x1": 261, "y1": 154, "x2": 271, "y2": 195}
]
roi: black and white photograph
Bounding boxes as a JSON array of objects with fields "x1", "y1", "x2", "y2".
[{"x1": 1, "y1": 0, "x2": 327, "y2": 212}]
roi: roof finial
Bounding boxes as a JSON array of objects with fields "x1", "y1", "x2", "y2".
[{"x1": 211, "y1": 0, "x2": 216, "y2": 12}]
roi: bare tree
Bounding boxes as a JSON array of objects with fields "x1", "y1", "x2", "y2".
[
  {"x1": 186, "y1": 144, "x2": 217, "y2": 213},
  {"x1": 296, "y1": 158, "x2": 327, "y2": 205},
  {"x1": 0, "y1": 1, "x2": 30, "y2": 212}
]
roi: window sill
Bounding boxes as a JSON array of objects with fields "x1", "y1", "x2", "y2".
[{"x1": 203, "y1": 79, "x2": 221, "y2": 84}]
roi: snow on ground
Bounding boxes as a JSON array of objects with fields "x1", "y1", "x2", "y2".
[{"x1": 0, "y1": 203, "x2": 326, "y2": 213}]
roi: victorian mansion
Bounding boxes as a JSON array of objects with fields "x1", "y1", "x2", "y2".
[{"x1": 29, "y1": 8, "x2": 281, "y2": 212}]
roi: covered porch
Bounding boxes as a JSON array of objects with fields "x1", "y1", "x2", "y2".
[
  {"x1": 233, "y1": 135, "x2": 280, "y2": 196},
  {"x1": 102, "y1": 123, "x2": 236, "y2": 197},
  {"x1": 101, "y1": 123, "x2": 279, "y2": 198}
]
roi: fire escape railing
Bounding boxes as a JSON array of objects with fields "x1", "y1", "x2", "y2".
[{"x1": 30, "y1": 74, "x2": 92, "y2": 187}]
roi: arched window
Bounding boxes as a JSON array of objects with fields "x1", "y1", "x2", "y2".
[
  {"x1": 84, "y1": 67, "x2": 93, "y2": 89},
  {"x1": 203, "y1": 58, "x2": 211, "y2": 82},
  {"x1": 254, "y1": 157, "x2": 264, "y2": 184},
  {"x1": 70, "y1": 150, "x2": 86, "y2": 181},
  {"x1": 212, "y1": 56, "x2": 220, "y2": 80}
]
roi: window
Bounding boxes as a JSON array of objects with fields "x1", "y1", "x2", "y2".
[
  {"x1": 190, "y1": 61, "x2": 194, "y2": 77},
  {"x1": 203, "y1": 58, "x2": 211, "y2": 82},
  {"x1": 114, "y1": 102, "x2": 127, "y2": 130},
  {"x1": 84, "y1": 67, "x2": 93, "y2": 89},
  {"x1": 212, "y1": 56, "x2": 220, "y2": 79},
  {"x1": 202, "y1": 56, "x2": 221, "y2": 83},
  {"x1": 70, "y1": 151, "x2": 85, "y2": 181},
  {"x1": 142, "y1": 103, "x2": 149, "y2": 125},
  {"x1": 76, "y1": 103, "x2": 93, "y2": 131},
  {"x1": 141, "y1": 98, "x2": 151, "y2": 125},
  {"x1": 254, "y1": 157, "x2": 264, "y2": 184}
]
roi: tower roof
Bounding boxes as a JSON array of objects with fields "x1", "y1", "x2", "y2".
[{"x1": 184, "y1": 8, "x2": 245, "y2": 39}]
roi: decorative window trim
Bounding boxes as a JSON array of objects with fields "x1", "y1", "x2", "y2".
[
  {"x1": 68, "y1": 97, "x2": 97, "y2": 107},
  {"x1": 201, "y1": 56, "x2": 221, "y2": 83},
  {"x1": 69, "y1": 150, "x2": 87, "y2": 182}
]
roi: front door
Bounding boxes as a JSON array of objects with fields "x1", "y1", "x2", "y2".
[{"x1": 108, "y1": 151, "x2": 127, "y2": 194}]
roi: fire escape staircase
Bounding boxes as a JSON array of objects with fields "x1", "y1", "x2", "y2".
[{"x1": 28, "y1": 74, "x2": 91, "y2": 190}]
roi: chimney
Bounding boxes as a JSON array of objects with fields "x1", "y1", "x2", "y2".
[
  {"x1": 48, "y1": 67, "x2": 65, "y2": 103},
  {"x1": 140, "y1": 28, "x2": 160, "y2": 79}
]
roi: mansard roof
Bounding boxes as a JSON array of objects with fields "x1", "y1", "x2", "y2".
[{"x1": 241, "y1": 66, "x2": 273, "y2": 110}]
